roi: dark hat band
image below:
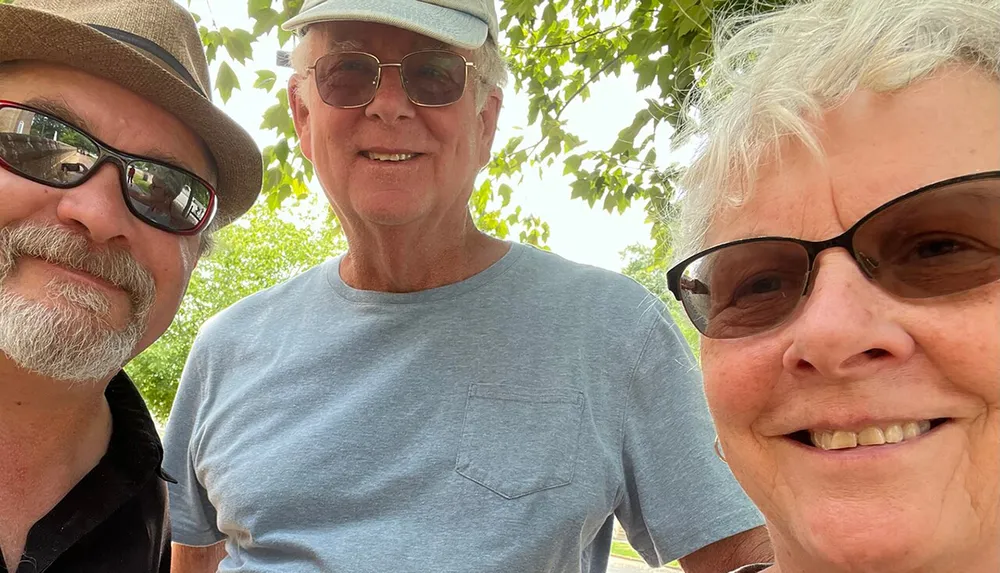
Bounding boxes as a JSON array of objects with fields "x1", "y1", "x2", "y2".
[{"x1": 88, "y1": 24, "x2": 208, "y2": 97}]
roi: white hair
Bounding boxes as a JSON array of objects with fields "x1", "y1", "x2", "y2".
[
  {"x1": 675, "y1": 0, "x2": 1000, "y2": 259},
  {"x1": 290, "y1": 25, "x2": 508, "y2": 111}
]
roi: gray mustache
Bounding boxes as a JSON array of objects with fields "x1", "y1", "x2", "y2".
[{"x1": 0, "y1": 223, "x2": 156, "y2": 311}]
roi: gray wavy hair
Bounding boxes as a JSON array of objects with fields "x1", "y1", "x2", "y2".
[
  {"x1": 675, "y1": 0, "x2": 1000, "y2": 260},
  {"x1": 290, "y1": 25, "x2": 508, "y2": 111}
]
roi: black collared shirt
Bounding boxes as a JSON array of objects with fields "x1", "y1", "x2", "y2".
[{"x1": 2, "y1": 372, "x2": 172, "y2": 573}]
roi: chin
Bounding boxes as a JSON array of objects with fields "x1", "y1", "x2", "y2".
[
  {"x1": 789, "y1": 500, "x2": 970, "y2": 571},
  {"x1": 356, "y1": 202, "x2": 432, "y2": 227}
]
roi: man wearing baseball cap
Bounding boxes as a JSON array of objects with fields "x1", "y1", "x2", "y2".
[
  {"x1": 0, "y1": 1, "x2": 261, "y2": 571},
  {"x1": 165, "y1": 1, "x2": 771, "y2": 572}
]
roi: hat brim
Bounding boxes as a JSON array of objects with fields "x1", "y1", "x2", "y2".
[
  {"x1": 283, "y1": 0, "x2": 488, "y2": 51},
  {"x1": 0, "y1": 5, "x2": 262, "y2": 228}
]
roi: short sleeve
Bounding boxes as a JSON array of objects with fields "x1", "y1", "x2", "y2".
[
  {"x1": 615, "y1": 304, "x2": 763, "y2": 565},
  {"x1": 162, "y1": 336, "x2": 225, "y2": 546}
]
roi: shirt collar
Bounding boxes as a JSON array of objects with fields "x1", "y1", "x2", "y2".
[{"x1": 105, "y1": 370, "x2": 176, "y2": 484}]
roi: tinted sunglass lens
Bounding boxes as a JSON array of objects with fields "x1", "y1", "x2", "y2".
[
  {"x1": 315, "y1": 52, "x2": 379, "y2": 107},
  {"x1": 0, "y1": 107, "x2": 99, "y2": 185},
  {"x1": 126, "y1": 162, "x2": 212, "y2": 232},
  {"x1": 854, "y1": 176, "x2": 1000, "y2": 299},
  {"x1": 679, "y1": 241, "x2": 810, "y2": 339},
  {"x1": 401, "y1": 51, "x2": 468, "y2": 106}
]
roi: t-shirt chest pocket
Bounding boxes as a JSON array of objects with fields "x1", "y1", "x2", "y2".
[{"x1": 455, "y1": 384, "x2": 585, "y2": 499}]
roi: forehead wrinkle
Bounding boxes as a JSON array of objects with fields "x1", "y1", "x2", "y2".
[
  {"x1": 319, "y1": 23, "x2": 455, "y2": 56},
  {"x1": 324, "y1": 39, "x2": 364, "y2": 53}
]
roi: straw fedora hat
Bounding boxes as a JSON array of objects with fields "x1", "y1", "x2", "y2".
[{"x1": 0, "y1": 0, "x2": 263, "y2": 227}]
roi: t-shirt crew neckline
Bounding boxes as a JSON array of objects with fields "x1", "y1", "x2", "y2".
[{"x1": 326, "y1": 241, "x2": 526, "y2": 304}]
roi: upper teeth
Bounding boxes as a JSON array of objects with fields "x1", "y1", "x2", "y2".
[
  {"x1": 810, "y1": 420, "x2": 933, "y2": 450},
  {"x1": 366, "y1": 152, "x2": 416, "y2": 162}
]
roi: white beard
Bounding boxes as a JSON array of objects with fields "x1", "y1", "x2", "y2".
[{"x1": 0, "y1": 224, "x2": 155, "y2": 382}]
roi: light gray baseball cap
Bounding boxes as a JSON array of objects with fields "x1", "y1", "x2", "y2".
[{"x1": 282, "y1": 0, "x2": 499, "y2": 50}]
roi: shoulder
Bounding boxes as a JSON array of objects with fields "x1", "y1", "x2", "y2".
[{"x1": 511, "y1": 244, "x2": 662, "y2": 313}]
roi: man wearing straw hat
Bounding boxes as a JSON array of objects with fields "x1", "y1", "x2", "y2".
[
  {"x1": 165, "y1": 1, "x2": 770, "y2": 572},
  {"x1": 0, "y1": 1, "x2": 261, "y2": 571}
]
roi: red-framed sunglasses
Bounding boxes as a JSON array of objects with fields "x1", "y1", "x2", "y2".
[{"x1": 0, "y1": 100, "x2": 216, "y2": 234}]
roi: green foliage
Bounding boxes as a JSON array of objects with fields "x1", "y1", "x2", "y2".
[
  {"x1": 127, "y1": 200, "x2": 346, "y2": 421},
  {"x1": 499, "y1": 0, "x2": 787, "y2": 262},
  {"x1": 620, "y1": 243, "x2": 699, "y2": 356}
]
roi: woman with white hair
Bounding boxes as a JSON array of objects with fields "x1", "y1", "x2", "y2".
[{"x1": 666, "y1": 0, "x2": 1000, "y2": 571}]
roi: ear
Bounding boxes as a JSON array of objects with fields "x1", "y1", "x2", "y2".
[
  {"x1": 288, "y1": 74, "x2": 314, "y2": 161},
  {"x1": 477, "y1": 87, "x2": 503, "y2": 167}
]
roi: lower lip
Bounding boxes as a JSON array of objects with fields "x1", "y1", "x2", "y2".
[{"x1": 32, "y1": 258, "x2": 122, "y2": 294}]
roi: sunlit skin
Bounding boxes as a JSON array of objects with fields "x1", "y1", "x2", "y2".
[
  {"x1": 702, "y1": 68, "x2": 1000, "y2": 572},
  {"x1": 0, "y1": 62, "x2": 212, "y2": 352},
  {"x1": 289, "y1": 21, "x2": 508, "y2": 292},
  {"x1": 0, "y1": 62, "x2": 214, "y2": 565}
]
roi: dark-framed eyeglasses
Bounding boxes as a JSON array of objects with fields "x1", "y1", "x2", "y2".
[
  {"x1": 0, "y1": 100, "x2": 216, "y2": 235},
  {"x1": 666, "y1": 171, "x2": 1000, "y2": 340},
  {"x1": 307, "y1": 50, "x2": 478, "y2": 109}
]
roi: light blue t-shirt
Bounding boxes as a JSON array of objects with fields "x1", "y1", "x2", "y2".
[{"x1": 163, "y1": 242, "x2": 762, "y2": 573}]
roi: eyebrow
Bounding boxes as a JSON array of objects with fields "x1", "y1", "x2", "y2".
[
  {"x1": 22, "y1": 96, "x2": 206, "y2": 176},
  {"x1": 23, "y1": 96, "x2": 97, "y2": 134}
]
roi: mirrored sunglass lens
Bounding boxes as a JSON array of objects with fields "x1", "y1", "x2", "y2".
[
  {"x1": 854, "y1": 175, "x2": 1000, "y2": 299},
  {"x1": 401, "y1": 51, "x2": 467, "y2": 106},
  {"x1": 126, "y1": 162, "x2": 212, "y2": 231},
  {"x1": 680, "y1": 241, "x2": 810, "y2": 339},
  {"x1": 0, "y1": 107, "x2": 99, "y2": 185},
  {"x1": 315, "y1": 53, "x2": 379, "y2": 107}
]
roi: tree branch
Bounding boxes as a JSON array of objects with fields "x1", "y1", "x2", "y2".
[{"x1": 517, "y1": 25, "x2": 623, "y2": 50}]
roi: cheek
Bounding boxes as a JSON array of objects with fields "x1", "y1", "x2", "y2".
[
  {"x1": 915, "y1": 294, "x2": 1000, "y2": 406},
  {"x1": 702, "y1": 337, "x2": 785, "y2": 429},
  {"x1": 0, "y1": 174, "x2": 56, "y2": 224},
  {"x1": 146, "y1": 239, "x2": 197, "y2": 316}
]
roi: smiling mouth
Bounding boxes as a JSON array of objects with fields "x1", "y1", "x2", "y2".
[
  {"x1": 788, "y1": 418, "x2": 951, "y2": 451},
  {"x1": 360, "y1": 151, "x2": 421, "y2": 162}
]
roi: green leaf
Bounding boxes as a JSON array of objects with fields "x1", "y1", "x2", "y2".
[
  {"x1": 248, "y1": 0, "x2": 271, "y2": 14},
  {"x1": 254, "y1": 70, "x2": 278, "y2": 91},
  {"x1": 263, "y1": 167, "x2": 281, "y2": 192},
  {"x1": 216, "y1": 61, "x2": 240, "y2": 103},
  {"x1": 274, "y1": 139, "x2": 290, "y2": 163},
  {"x1": 252, "y1": 8, "x2": 282, "y2": 36},
  {"x1": 569, "y1": 179, "x2": 591, "y2": 200},
  {"x1": 222, "y1": 28, "x2": 254, "y2": 64},
  {"x1": 563, "y1": 154, "x2": 583, "y2": 175}
]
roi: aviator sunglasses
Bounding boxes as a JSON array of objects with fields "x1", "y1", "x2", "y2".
[
  {"x1": 307, "y1": 50, "x2": 478, "y2": 108},
  {"x1": 667, "y1": 171, "x2": 1000, "y2": 340},
  {"x1": 0, "y1": 100, "x2": 216, "y2": 234}
]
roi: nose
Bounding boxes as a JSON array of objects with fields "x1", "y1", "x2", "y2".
[
  {"x1": 782, "y1": 251, "x2": 915, "y2": 380},
  {"x1": 365, "y1": 65, "x2": 417, "y2": 125},
  {"x1": 54, "y1": 161, "x2": 136, "y2": 246}
]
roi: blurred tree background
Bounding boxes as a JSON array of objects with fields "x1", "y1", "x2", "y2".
[{"x1": 125, "y1": 0, "x2": 789, "y2": 420}]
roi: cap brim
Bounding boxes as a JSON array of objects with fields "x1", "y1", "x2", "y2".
[
  {"x1": 0, "y1": 5, "x2": 263, "y2": 228},
  {"x1": 283, "y1": 0, "x2": 488, "y2": 51}
]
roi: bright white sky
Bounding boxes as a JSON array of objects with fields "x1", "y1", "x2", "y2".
[{"x1": 188, "y1": 0, "x2": 690, "y2": 272}]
